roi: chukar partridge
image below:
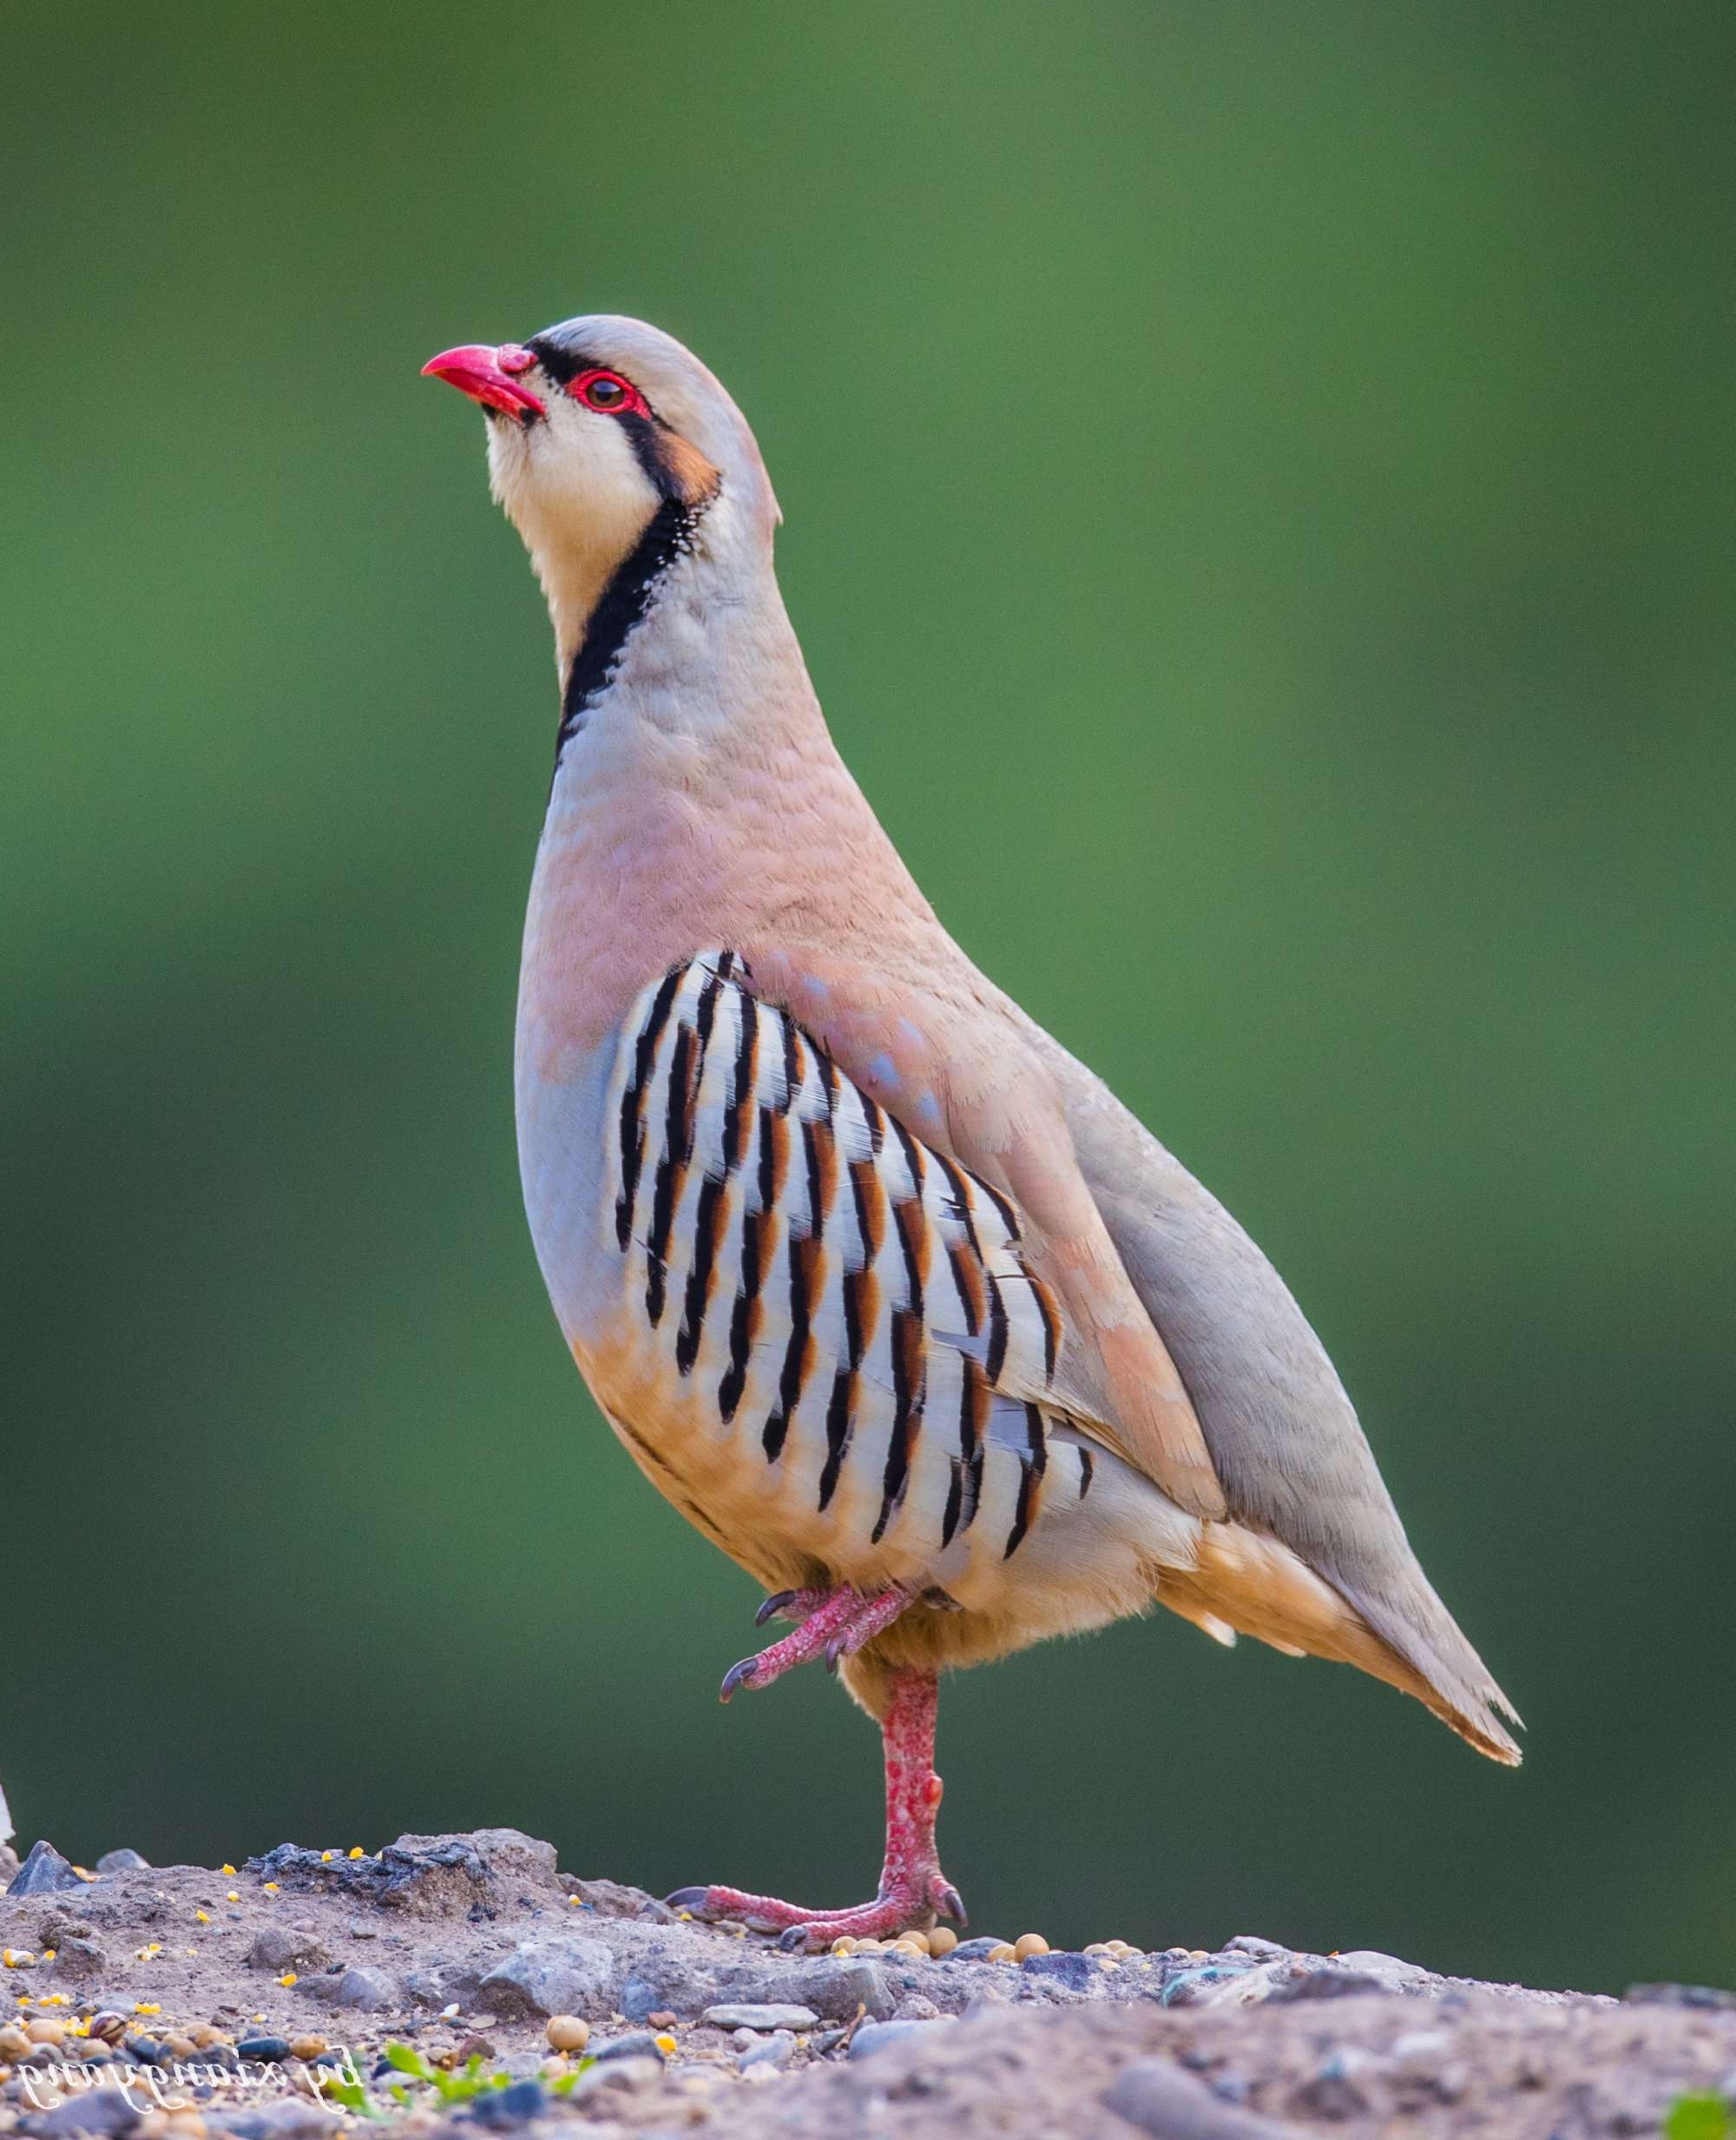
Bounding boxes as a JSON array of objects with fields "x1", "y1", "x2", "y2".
[{"x1": 424, "y1": 316, "x2": 1519, "y2": 1950}]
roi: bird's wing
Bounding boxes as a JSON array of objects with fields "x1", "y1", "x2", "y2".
[
  {"x1": 740, "y1": 945, "x2": 1517, "y2": 1761},
  {"x1": 738, "y1": 945, "x2": 1228, "y2": 1524},
  {"x1": 591, "y1": 951, "x2": 1214, "y2": 1605},
  {"x1": 1014, "y1": 1010, "x2": 1522, "y2": 1760}
]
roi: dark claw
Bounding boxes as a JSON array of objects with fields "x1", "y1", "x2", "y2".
[
  {"x1": 755, "y1": 1590, "x2": 800, "y2": 1628},
  {"x1": 777, "y1": 1924, "x2": 817, "y2": 1952},
  {"x1": 665, "y1": 1886, "x2": 715, "y2": 1914},
  {"x1": 937, "y1": 1882, "x2": 968, "y2": 1926},
  {"x1": 824, "y1": 1633, "x2": 846, "y2": 1674},
  {"x1": 720, "y1": 1657, "x2": 760, "y2": 1703}
]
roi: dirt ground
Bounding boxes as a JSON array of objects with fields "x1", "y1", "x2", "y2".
[{"x1": 0, "y1": 1828, "x2": 1729, "y2": 2138}]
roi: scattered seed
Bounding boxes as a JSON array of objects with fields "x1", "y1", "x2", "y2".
[
  {"x1": 347, "y1": 1848, "x2": 364, "y2": 1860},
  {"x1": 545, "y1": 2015, "x2": 589, "y2": 2053},
  {"x1": 226, "y1": 1893, "x2": 239, "y2": 1904},
  {"x1": 261, "y1": 1883, "x2": 279, "y2": 1895},
  {"x1": 220, "y1": 1867, "x2": 236, "y2": 1879},
  {"x1": 654, "y1": 2033, "x2": 677, "y2": 2056},
  {"x1": 135, "y1": 2004, "x2": 161, "y2": 2017},
  {"x1": 277, "y1": 1973, "x2": 298, "y2": 1988}
]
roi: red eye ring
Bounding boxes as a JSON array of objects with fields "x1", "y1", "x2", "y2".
[{"x1": 569, "y1": 367, "x2": 649, "y2": 418}]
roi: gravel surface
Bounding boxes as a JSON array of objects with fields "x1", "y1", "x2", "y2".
[{"x1": 0, "y1": 1828, "x2": 1729, "y2": 2137}]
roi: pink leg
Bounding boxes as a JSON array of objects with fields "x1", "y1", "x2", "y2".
[
  {"x1": 669, "y1": 1664, "x2": 965, "y2": 1950},
  {"x1": 719, "y1": 1584, "x2": 908, "y2": 1701}
]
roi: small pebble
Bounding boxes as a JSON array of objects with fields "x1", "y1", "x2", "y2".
[
  {"x1": 737, "y1": 2030, "x2": 794, "y2": 2072},
  {"x1": 927, "y1": 1926, "x2": 958, "y2": 1957},
  {"x1": 987, "y1": 1943, "x2": 1017, "y2": 1964},
  {"x1": 949, "y1": 1937, "x2": 1010, "y2": 1962},
  {"x1": 544, "y1": 2015, "x2": 589, "y2": 2053},
  {"x1": 236, "y1": 2036, "x2": 292, "y2": 2060},
  {"x1": 288, "y1": 2036, "x2": 326, "y2": 2062},
  {"x1": 95, "y1": 1851, "x2": 151, "y2": 1875},
  {"x1": 1013, "y1": 1933, "x2": 1049, "y2": 1962},
  {"x1": 702, "y1": 2004, "x2": 818, "y2": 2032},
  {"x1": 0, "y1": 2027, "x2": 27, "y2": 2058},
  {"x1": 25, "y1": 2018, "x2": 66, "y2": 2045},
  {"x1": 163, "y1": 2035, "x2": 197, "y2": 2059}
]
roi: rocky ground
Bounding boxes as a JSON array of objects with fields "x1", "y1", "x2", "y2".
[{"x1": 0, "y1": 1828, "x2": 1731, "y2": 2139}]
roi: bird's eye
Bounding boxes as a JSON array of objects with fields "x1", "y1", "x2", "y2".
[{"x1": 570, "y1": 368, "x2": 644, "y2": 415}]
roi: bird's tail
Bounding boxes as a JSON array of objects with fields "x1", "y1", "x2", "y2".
[{"x1": 1161, "y1": 1520, "x2": 1522, "y2": 1765}]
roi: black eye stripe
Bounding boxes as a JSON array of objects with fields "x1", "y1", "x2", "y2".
[{"x1": 523, "y1": 333, "x2": 589, "y2": 388}]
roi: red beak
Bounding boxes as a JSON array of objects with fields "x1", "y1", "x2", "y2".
[{"x1": 421, "y1": 344, "x2": 546, "y2": 421}]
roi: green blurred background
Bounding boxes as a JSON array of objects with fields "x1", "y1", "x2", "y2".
[{"x1": 4, "y1": 1, "x2": 1732, "y2": 1997}]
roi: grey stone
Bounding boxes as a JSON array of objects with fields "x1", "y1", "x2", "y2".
[
  {"x1": 51, "y1": 1939, "x2": 108, "y2": 1979},
  {"x1": 1222, "y1": 1935, "x2": 1290, "y2": 1960},
  {"x1": 589, "y1": 2031, "x2": 662, "y2": 2064},
  {"x1": 94, "y1": 1852, "x2": 150, "y2": 1876},
  {"x1": 572, "y1": 2056, "x2": 661, "y2": 2100},
  {"x1": 1101, "y1": 2058, "x2": 1305, "y2": 2138},
  {"x1": 466, "y1": 2078, "x2": 545, "y2": 2129},
  {"x1": 618, "y1": 1977, "x2": 661, "y2": 2023},
  {"x1": 701, "y1": 2004, "x2": 818, "y2": 2031},
  {"x1": 7, "y1": 1841, "x2": 82, "y2": 1898},
  {"x1": 1332, "y1": 1949, "x2": 1430, "y2": 1991},
  {"x1": 893, "y1": 1995, "x2": 944, "y2": 2022},
  {"x1": 244, "y1": 1830, "x2": 558, "y2": 1921},
  {"x1": 848, "y1": 2018, "x2": 943, "y2": 2060},
  {"x1": 479, "y1": 1936, "x2": 615, "y2": 2020},
  {"x1": 246, "y1": 1926, "x2": 328, "y2": 1972},
  {"x1": 34, "y1": 2089, "x2": 141, "y2": 2137},
  {"x1": 404, "y1": 1964, "x2": 484, "y2": 2010},
  {"x1": 332, "y1": 1967, "x2": 398, "y2": 2012},
  {"x1": 784, "y1": 1956, "x2": 893, "y2": 2023},
  {"x1": 947, "y1": 1937, "x2": 1010, "y2": 1962},
  {"x1": 1020, "y1": 1951, "x2": 1096, "y2": 1995},
  {"x1": 1624, "y1": 1982, "x2": 1736, "y2": 2012},
  {"x1": 738, "y1": 2031, "x2": 794, "y2": 2071}
]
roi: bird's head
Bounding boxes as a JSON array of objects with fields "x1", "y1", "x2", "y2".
[{"x1": 423, "y1": 314, "x2": 779, "y2": 667}]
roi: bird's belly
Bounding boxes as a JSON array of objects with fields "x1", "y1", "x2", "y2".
[{"x1": 574, "y1": 1307, "x2": 1193, "y2": 1655}]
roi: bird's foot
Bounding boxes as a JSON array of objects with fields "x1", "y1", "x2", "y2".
[
  {"x1": 719, "y1": 1584, "x2": 906, "y2": 1701},
  {"x1": 666, "y1": 1867, "x2": 966, "y2": 1952},
  {"x1": 753, "y1": 1586, "x2": 825, "y2": 1628}
]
